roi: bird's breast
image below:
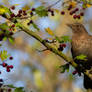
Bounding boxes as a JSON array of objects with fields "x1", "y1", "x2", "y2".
[{"x1": 71, "y1": 37, "x2": 92, "y2": 57}]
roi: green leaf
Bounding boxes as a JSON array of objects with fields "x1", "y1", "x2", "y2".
[
  {"x1": 32, "y1": 23, "x2": 39, "y2": 31},
  {"x1": 35, "y1": 6, "x2": 48, "y2": 17},
  {"x1": 0, "y1": 5, "x2": 11, "y2": 14},
  {"x1": 55, "y1": 36, "x2": 61, "y2": 42},
  {"x1": 0, "y1": 23, "x2": 9, "y2": 31},
  {"x1": 8, "y1": 37, "x2": 14, "y2": 44},
  {"x1": 55, "y1": 36, "x2": 71, "y2": 43},
  {"x1": 3, "y1": 37, "x2": 7, "y2": 41},
  {"x1": 59, "y1": 64, "x2": 69, "y2": 73},
  {"x1": 14, "y1": 87, "x2": 24, "y2": 92},
  {"x1": 0, "y1": 50, "x2": 10, "y2": 61},
  {"x1": 60, "y1": 36, "x2": 72, "y2": 43},
  {"x1": 8, "y1": 85, "x2": 16, "y2": 88},
  {"x1": 75, "y1": 54, "x2": 87, "y2": 61},
  {"x1": 82, "y1": 4, "x2": 87, "y2": 8}
]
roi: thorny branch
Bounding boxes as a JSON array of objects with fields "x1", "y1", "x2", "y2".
[{"x1": 0, "y1": 1, "x2": 92, "y2": 80}]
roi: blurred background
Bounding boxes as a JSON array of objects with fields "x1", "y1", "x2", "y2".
[{"x1": 0, "y1": 0, "x2": 92, "y2": 92}]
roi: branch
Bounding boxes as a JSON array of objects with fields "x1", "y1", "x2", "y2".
[
  {"x1": 0, "y1": 6, "x2": 90, "y2": 79},
  {"x1": 0, "y1": 14, "x2": 77, "y2": 68},
  {"x1": 18, "y1": 22, "x2": 77, "y2": 67}
]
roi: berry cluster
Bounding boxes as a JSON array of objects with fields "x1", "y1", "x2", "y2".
[
  {"x1": 0, "y1": 56, "x2": 14, "y2": 91},
  {"x1": 0, "y1": 78, "x2": 12, "y2": 92},
  {"x1": 27, "y1": 20, "x2": 33, "y2": 25},
  {"x1": 10, "y1": 6, "x2": 36, "y2": 26},
  {"x1": 2, "y1": 62, "x2": 13, "y2": 72},
  {"x1": 61, "y1": 4, "x2": 85, "y2": 19},
  {"x1": 48, "y1": 9, "x2": 54, "y2": 16},
  {"x1": 58, "y1": 43, "x2": 66, "y2": 51},
  {"x1": 0, "y1": 56, "x2": 13, "y2": 73},
  {"x1": 10, "y1": 6, "x2": 28, "y2": 20},
  {"x1": 0, "y1": 29, "x2": 14, "y2": 41},
  {"x1": 30, "y1": 8, "x2": 35, "y2": 16}
]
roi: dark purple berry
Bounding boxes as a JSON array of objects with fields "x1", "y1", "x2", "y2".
[
  {"x1": 61, "y1": 11, "x2": 65, "y2": 15},
  {"x1": 18, "y1": 10, "x2": 22, "y2": 14},
  {"x1": 6, "y1": 67, "x2": 10, "y2": 72},
  {"x1": 11, "y1": 24, "x2": 15, "y2": 27},
  {"x1": 9, "y1": 65, "x2": 13, "y2": 69},
  {"x1": 32, "y1": 8, "x2": 35, "y2": 11},
  {"x1": 73, "y1": 15, "x2": 77, "y2": 19},
  {"x1": 70, "y1": 11, "x2": 73, "y2": 15},
  {"x1": 58, "y1": 47, "x2": 63, "y2": 51},
  {"x1": 27, "y1": 22, "x2": 30, "y2": 25},
  {"x1": 48, "y1": 9, "x2": 51, "y2": 12},
  {"x1": 30, "y1": 12, "x2": 33, "y2": 16},
  {"x1": 10, "y1": 13, "x2": 15, "y2": 18},
  {"x1": 17, "y1": 14, "x2": 21, "y2": 17},
  {"x1": 0, "y1": 79, "x2": 3, "y2": 82},
  {"x1": 75, "y1": 8, "x2": 79, "y2": 11},
  {"x1": 9, "y1": 56, "x2": 13, "y2": 60},
  {"x1": 68, "y1": 5, "x2": 72, "y2": 10},
  {"x1": 10, "y1": 6, "x2": 15, "y2": 10},
  {"x1": 23, "y1": 10, "x2": 27, "y2": 15},
  {"x1": 9, "y1": 32, "x2": 14, "y2": 36},
  {"x1": 29, "y1": 20, "x2": 33, "y2": 24},
  {"x1": 77, "y1": 15, "x2": 81, "y2": 19},
  {"x1": 80, "y1": 12, "x2": 84, "y2": 16},
  {"x1": 2, "y1": 63, "x2": 7, "y2": 67},
  {"x1": 8, "y1": 88, "x2": 12, "y2": 92}
]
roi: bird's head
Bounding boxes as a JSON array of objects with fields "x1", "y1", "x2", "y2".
[{"x1": 67, "y1": 23, "x2": 87, "y2": 34}]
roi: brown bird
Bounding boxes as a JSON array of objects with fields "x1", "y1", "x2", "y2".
[{"x1": 67, "y1": 23, "x2": 92, "y2": 89}]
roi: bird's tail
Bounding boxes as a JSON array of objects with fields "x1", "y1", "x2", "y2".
[{"x1": 84, "y1": 74, "x2": 92, "y2": 89}]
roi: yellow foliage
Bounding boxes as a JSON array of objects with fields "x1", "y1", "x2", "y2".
[
  {"x1": 0, "y1": 8, "x2": 6, "y2": 14},
  {"x1": 69, "y1": 1, "x2": 77, "y2": 8},
  {"x1": 53, "y1": 9, "x2": 60, "y2": 13},
  {"x1": 22, "y1": 5, "x2": 30, "y2": 11},
  {"x1": 86, "y1": 4, "x2": 92, "y2": 8},
  {"x1": 45, "y1": 27, "x2": 54, "y2": 36}
]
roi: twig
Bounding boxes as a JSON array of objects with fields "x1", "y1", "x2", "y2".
[
  {"x1": 46, "y1": 0, "x2": 62, "y2": 9},
  {"x1": 0, "y1": 5, "x2": 91, "y2": 80}
]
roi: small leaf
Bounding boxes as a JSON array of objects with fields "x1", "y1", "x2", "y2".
[
  {"x1": 86, "y1": 4, "x2": 92, "y2": 7},
  {"x1": 45, "y1": 27, "x2": 54, "y2": 36},
  {"x1": 35, "y1": 6, "x2": 48, "y2": 17},
  {"x1": 0, "y1": 23, "x2": 9, "y2": 30},
  {"x1": 8, "y1": 37, "x2": 14, "y2": 44},
  {"x1": 0, "y1": 50, "x2": 10, "y2": 61},
  {"x1": 22, "y1": 5, "x2": 30, "y2": 11},
  {"x1": 69, "y1": 1, "x2": 77, "y2": 8},
  {"x1": 60, "y1": 36, "x2": 71, "y2": 43},
  {"x1": 0, "y1": 5, "x2": 11, "y2": 14},
  {"x1": 8, "y1": 85, "x2": 16, "y2": 88},
  {"x1": 75, "y1": 54, "x2": 87, "y2": 61},
  {"x1": 3, "y1": 37, "x2": 7, "y2": 41},
  {"x1": 59, "y1": 64, "x2": 69, "y2": 73},
  {"x1": 14, "y1": 87, "x2": 24, "y2": 92},
  {"x1": 32, "y1": 23, "x2": 39, "y2": 31}
]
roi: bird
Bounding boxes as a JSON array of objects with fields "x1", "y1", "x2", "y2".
[{"x1": 67, "y1": 23, "x2": 92, "y2": 89}]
